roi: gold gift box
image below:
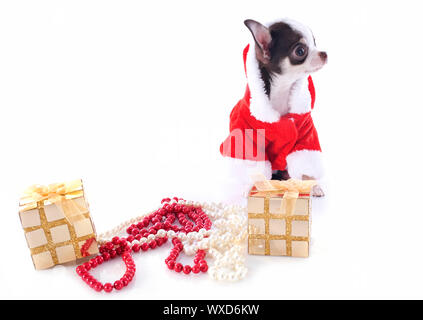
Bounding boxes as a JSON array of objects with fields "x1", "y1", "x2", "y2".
[
  {"x1": 18, "y1": 179, "x2": 99, "y2": 270},
  {"x1": 248, "y1": 182, "x2": 312, "y2": 258}
]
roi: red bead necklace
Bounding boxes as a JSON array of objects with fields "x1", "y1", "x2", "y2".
[{"x1": 75, "y1": 197, "x2": 212, "y2": 293}]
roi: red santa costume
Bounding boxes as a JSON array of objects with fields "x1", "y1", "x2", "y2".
[{"x1": 220, "y1": 44, "x2": 323, "y2": 181}]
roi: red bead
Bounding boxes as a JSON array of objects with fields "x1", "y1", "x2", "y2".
[
  {"x1": 102, "y1": 252, "x2": 111, "y2": 261},
  {"x1": 132, "y1": 244, "x2": 141, "y2": 252},
  {"x1": 83, "y1": 262, "x2": 91, "y2": 271},
  {"x1": 94, "y1": 283, "x2": 103, "y2": 292},
  {"x1": 110, "y1": 249, "x2": 117, "y2": 258},
  {"x1": 183, "y1": 265, "x2": 192, "y2": 274},
  {"x1": 116, "y1": 247, "x2": 123, "y2": 255},
  {"x1": 161, "y1": 198, "x2": 171, "y2": 204},
  {"x1": 141, "y1": 243, "x2": 149, "y2": 251},
  {"x1": 126, "y1": 269, "x2": 135, "y2": 277},
  {"x1": 136, "y1": 222, "x2": 144, "y2": 229},
  {"x1": 96, "y1": 255, "x2": 104, "y2": 265},
  {"x1": 126, "y1": 235, "x2": 134, "y2": 243},
  {"x1": 106, "y1": 242, "x2": 114, "y2": 250},
  {"x1": 200, "y1": 264, "x2": 208, "y2": 272},
  {"x1": 121, "y1": 278, "x2": 129, "y2": 287},
  {"x1": 76, "y1": 266, "x2": 86, "y2": 276},
  {"x1": 90, "y1": 258, "x2": 98, "y2": 269},
  {"x1": 104, "y1": 283, "x2": 113, "y2": 293},
  {"x1": 167, "y1": 260, "x2": 175, "y2": 270},
  {"x1": 174, "y1": 263, "x2": 183, "y2": 273},
  {"x1": 149, "y1": 240, "x2": 157, "y2": 249},
  {"x1": 192, "y1": 265, "x2": 200, "y2": 274},
  {"x1": 88, "y1": 279, "x2": 97, "y2": 288},
  {"x1": 112, "y1": 236, "x2": 120, "y2": 245},
  {"x1": 131, "y1": 229, "x2": 139, "y2": 236},
  {"x1": 199, "y1": 259, "x2": 207, "y2": 266},
  {"x1": 135, "y1": 234, "x2": 142, "y2": 241},
  {"x1": 82, "y1": 274, "x2": 91, "y2": 282},
  {"x1": 114, "y1": 280, "x2": 123, "y2": 290}
]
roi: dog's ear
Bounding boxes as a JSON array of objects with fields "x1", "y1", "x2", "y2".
[{"x1": 244, "y1": 19, "x2": 272, "y2": 64}]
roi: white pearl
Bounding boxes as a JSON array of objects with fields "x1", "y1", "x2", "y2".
[
  {"x1": 147, "y1": 234, "x2": 155, "y2": 241},
  {"x1": 157, "y1": 229, "x2": 166, "y2": 238},
  {"x1": 184, "y1": 246, "x2": 194, "y2": 255},
  {"x1": 199, "y1": 240, "x2": 209, "y2": 250},
  {"x1": 139, "y1": 237, "x2": 147, "y2": 244},
  {"x1": 167, "y1": 230, "x2": 176, "y2": 238},
  {"x1": 178, "y1": 233, "x2": 187, "y2": 241}
]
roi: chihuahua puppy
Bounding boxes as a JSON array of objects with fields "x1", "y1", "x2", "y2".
[{"x1": 220, "y1": 18, "x2": 327, "y2": 200}]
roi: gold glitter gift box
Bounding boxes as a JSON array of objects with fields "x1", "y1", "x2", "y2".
[
  {"x1": 247, "y1": 177, "x2": 316, "y2": 258},
  {"x1": 18, "y1": 179, "x2": 99, "y2": 270}
]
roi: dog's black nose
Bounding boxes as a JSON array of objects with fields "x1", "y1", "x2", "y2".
[{"x1": 319, "y1": 51, "x2": 328, "y2": 60}]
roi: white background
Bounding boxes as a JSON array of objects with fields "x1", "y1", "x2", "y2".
[{"x1": 1, "y1": 0, "x2": 423, "y2": 300}]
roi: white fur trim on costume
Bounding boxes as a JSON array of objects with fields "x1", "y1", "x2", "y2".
[
  {"x1": 288, "y1": 77, "x2": 312, "y2": 115},
  {"x1": 245, "y1": 42, "x2": 281, "y2": 123},
  {"x1": 227, "y1": 158, "x2": 272, "y2": 183},
  {"x1": 223, "y1": 158, "x2": 272, "y2": 202},
  {"x1": 286, "y1": 150, "x2": 324, "y2": 180}
]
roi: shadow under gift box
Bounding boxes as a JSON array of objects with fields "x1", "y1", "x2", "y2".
[
  {"x1": 18, "y1": 179, "x2": 99, "y2": 270},
  {"x1": 248, "y1": 184, "x2": 311, "y2": 258}
]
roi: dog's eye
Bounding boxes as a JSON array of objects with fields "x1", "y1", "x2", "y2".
[
  {"x1": 296, "y1": 46, "x2": 306, "y2": 56},
  {"x1": 291, "y1": 44, "x2": 308, "y2": 61}
]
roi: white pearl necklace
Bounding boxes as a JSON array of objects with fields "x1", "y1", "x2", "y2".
[
  {"x1": 97, "y1": 199, "x2": 248, "y2": 282},
  {"x1": 181, "y1": 202, "x2": 248, "y2": 282}
]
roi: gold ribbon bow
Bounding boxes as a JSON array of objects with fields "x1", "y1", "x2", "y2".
[
  {"x1": 251, "y1": 173, "x2": 316, "y2": 215},
  {"x1": 22, "y1": 179, "x2": 86, "y2": 224}
]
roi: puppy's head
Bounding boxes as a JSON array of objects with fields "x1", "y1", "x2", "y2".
[{"x1": 244, "y1": 19, "x2": 327, "y2": 82}]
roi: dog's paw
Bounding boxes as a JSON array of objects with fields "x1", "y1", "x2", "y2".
[{"x1": 311, "y1": 184, "x2": 325, "y2": 197}]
